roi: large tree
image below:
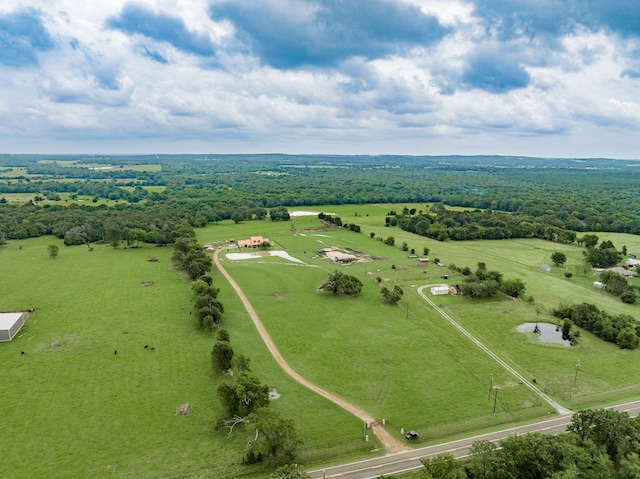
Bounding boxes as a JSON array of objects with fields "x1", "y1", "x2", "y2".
[
  {"x1": 551, "y1": 252, "x2": 567, "y2": 267},
  {"x1": 48, "y1": 244, "x2": 59, "y2": 259},
  {"x1": 381, "y1": 285, "x2": 404, "y2": 304},
  {"x1": 245, "y1": 408, "x2": 303, "y2": 463},
  {"x1": 218, "y1": 374, "x2": 270, "y2": 418},
  {"x1": 319, "y1": 271, "x2": 362, "y2": 296},
  {"x1": 212, "y1": 341, "x2": 234, "y2": 372}
]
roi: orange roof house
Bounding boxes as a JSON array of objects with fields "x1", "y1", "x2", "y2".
[{"x1": 237, "y1": 236, "x2": 270, "y2": 248}]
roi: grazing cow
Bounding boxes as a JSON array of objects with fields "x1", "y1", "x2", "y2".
[
  {"x1": 144, "y1": 345, "x2": 149, "y2": 349},
  {"x1": 20, "y1": 351, "x2": 25, "y2": 355},
  {"x1": 114, "y1": 350, "x2": 117, "y2": 355},
  {"x1": 150, "y1": 347, "x2": 155, "y2": 351}
]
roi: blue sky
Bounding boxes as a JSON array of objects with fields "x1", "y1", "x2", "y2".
[{"x1": 1, "y1": 0, "x2": 639, "y2": 157}]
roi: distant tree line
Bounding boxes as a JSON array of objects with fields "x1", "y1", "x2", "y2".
[
  {"x1": 387, "y1": 206, "x2": 577, "y2": 244},
  {"x1": 3, "y1": 155, "x2": 640, "y2": 244}
]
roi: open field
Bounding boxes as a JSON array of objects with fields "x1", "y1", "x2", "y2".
[
  {"x1": 199, "y1": 212, "x2": 640, "y2": 431},
  {"x1": 3, "y1": 205, "x2": 640, "y2": 478},
  {"x1": 0, "y1": 186, "x2": 165, "y2": 206},
  {"x1": 0, "y1": 236, "x2": 367, "y2": 479}
]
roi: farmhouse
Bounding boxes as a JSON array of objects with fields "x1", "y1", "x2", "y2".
[
  {"x1": 605, "y1": 267, "x2": 637, "y2": 278},
  {"x1": 237, "y1": 236, "x2": 270, "y2": 248},
  {"x1": 0, "y1": 312, "x2": 26, "y2": 342}
]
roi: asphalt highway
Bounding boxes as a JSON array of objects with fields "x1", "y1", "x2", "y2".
[{"x1": 309, "y1": 400, "x2": 640, "y2": 479}]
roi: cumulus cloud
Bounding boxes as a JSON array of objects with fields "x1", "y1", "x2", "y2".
[
  {"x1": 0, "y1": 9, "x2": 53, "y2": 67},
  {"x1": 208, "y1": 0, "x2": 449, "y2": 68},
  {"x1": 0, "y1": 0, "x2": 638, "y2": 157},
  {"x1": 107, "y1": 2, "x2": 217, "y2": 57}
]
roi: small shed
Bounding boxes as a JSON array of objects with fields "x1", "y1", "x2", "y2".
[
  {"x1": 430, "y1": 285, "x2": 449, "y2": 296},
  {"x1": 0, "y1": 312, "x2": 25, "y2": 342}
]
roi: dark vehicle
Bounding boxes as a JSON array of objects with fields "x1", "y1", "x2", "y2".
[{"x1": 406, "y1": 430, "x2": 419, "y2": 440}]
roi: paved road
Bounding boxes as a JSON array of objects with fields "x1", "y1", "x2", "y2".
[{"x1": 309, "y1": 400, "x2": 640, "y2": 479}]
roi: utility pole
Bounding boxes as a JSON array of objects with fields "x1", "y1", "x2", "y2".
[
  {"x1": 492, "y1": 386, "x2": 500, "y2": 415},
  {"x1": 488, "y1": 374, "x2": 493, "y2": 400},
  {"x1": 573, "y1": 360, "x2": 581, "y2": 386}
]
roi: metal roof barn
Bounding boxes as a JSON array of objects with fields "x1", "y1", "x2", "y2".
[{"x1": 0, "y1": 312, "x2": 25, "y2": 342}]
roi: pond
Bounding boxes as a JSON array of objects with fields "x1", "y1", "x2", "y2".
[{"x1": 516, "y1": 322, "x2": 572, "y2": 346}]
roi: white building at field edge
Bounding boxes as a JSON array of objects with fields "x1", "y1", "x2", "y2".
[{"x1": 0, "y1": 312, "x2": 26, "y2": 342}]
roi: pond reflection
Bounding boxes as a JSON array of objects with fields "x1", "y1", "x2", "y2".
[{"x1": 517, "y1": 322, "x2": 572, "y2": 346}]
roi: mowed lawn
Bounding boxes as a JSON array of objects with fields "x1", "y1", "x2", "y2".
[{"x1": 0, "y1": 236, "x2": 363, "y2": 479}]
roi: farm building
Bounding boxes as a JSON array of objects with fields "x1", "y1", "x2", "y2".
[
  {"x1": 0, "y1": 312, "x2": 26, "y2": 342},
  {"x1": 624, "y1": 259, "x2": 640, "y2": 268},
  {"x1": 237, "y1": 236, "x2": 270, "y2": 248},
  {"x1": 605, "y1": 267, "x2": 637, "y2": 278},
  {"x1": 449, "y1": 285, "x2": 463, "y2": 295},
  {"x1": 430, "y1": 285, "x2": 449, "y2": 295},
  {"x1": 325, "y1": 250, "x2": 357, "y2": 263}
]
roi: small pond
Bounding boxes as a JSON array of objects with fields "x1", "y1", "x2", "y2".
[{"x1": 516, "y1": 322, "x2": 572, "y2": 346}]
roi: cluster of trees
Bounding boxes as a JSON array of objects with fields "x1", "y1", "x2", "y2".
[
  {"x1": 552, "y1": 302, "x2": 640, "y2": 349},
  {"x1": 449, "y1": 263, "x2": 526, "y2": 299},
  {"x1": 380, "y1": 285, "x2": 404, "y2": 304},
  {"x1": 171, "y1": 228, "x2": 213, "y2": 281},
  {"x1": 319, "y1": 271, "x2": 363, "y2": 296},
  {"x1": 317, "y1": 213, "x2": 361, "y2": 232},
  {"x1": 213, "y1": 331, "x2": 303, "y2": 466},
  {"x1": 269, "y1": 206, "x2": 290, "y2": 221},
  {"x1": 318, "y1": 212, "x2": 342, "y2": 227},
  {"x1": 192, "y1": 279, "x2": 224, "y2": 331},
  {"x1": 599, "y1": 271, "x2": 638, "y2": 304},
  {"x1": 410, "y1": 409, "x2": 640, "y2": 479},
  {"x1": 583, "y1": 239, "x2": 623, "y2": 268},
  {"x1": 387, "y1": 206, "x2": 577, "y2": 244}
]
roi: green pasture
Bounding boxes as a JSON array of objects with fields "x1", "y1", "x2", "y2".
[
  {"x1": 0, "y1": 167, "x2": 28, "y2": 178},
  {"x1": 4, "y1": 205, "x2": 640, "y2": 478},
  {"x1": 120, "y1": 185, "x2": 167, "y2": 193},
  {"x1": 199, "y1": 212, "x2": 640, "y2": 437},
  {"x1": 36, "y1": 160, "x2": 162, "y2": 173},
  {"x1": 0, "y1": 237, "x2": 366, "y2": 479},
  {"x1": 0, "y1": 190, "x2": 166, "y2": 206}
]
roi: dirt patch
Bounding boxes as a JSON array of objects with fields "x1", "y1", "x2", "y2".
[{"x1": 141, "y1": 281, "x2": 155, "y2": 287}]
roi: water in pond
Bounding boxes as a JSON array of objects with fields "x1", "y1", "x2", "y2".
[{"x1": 517, "y1": 322, "x2": 572, "y2": 346}]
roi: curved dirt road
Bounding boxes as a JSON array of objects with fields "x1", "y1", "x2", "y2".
[{"x1": 213, "y1": 249, "x2": 408, "y2": 453}]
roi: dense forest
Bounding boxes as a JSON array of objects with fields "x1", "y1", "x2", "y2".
[
  {"x1": 1, "y1": 154, "x2": 640, "y2": 243},
  {"x1": 0, "y1": 155, "x2": 640, "y2": 243}
]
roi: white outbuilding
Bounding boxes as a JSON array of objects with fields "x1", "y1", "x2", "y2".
[
  {"x1": 0, "y1": 312, "x2": 26, "y2": 342},
  {"x1": 430, "y1": 285, "x2": 450, "y2": 296}
]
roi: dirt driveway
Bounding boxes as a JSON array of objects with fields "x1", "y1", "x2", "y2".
[{"x1": 213, "y1": 249, "x2": 408, "y2": 453}]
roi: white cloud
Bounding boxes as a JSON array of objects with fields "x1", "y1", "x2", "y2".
[{"x1": 0, "y1": 0, "x2": 638, "y2": 158}]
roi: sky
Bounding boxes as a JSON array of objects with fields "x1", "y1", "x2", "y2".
[{"x1": 1, "y1": 0, "x2": 639, "y2": 158}]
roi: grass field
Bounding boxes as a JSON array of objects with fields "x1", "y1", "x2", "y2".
[
  {"x1": 3, "y1": 206, "x2": 640, "y2": 478},
  {"x1": 0, "y1": 236, "x2": 369, "y2": 479},
  {"x1": 0, "y1": 187, "x2": 166, "y2": 206}
]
